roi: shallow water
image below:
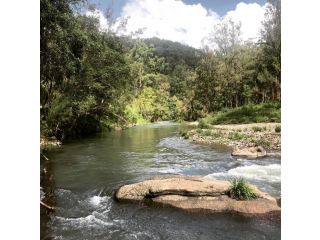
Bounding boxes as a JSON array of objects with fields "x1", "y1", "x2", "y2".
[{"x1": 41, "y1": 121, "x2": 281, "y2": 240}]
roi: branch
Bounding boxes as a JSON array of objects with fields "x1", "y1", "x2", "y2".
[
  {"x1": 41, "y1": 152, "x2": 49, "y2": 161},
  {"x1": 40, "y1": 201, "x2": 55, "y2": 210}
]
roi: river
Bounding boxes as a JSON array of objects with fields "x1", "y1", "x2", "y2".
[{"x1": 40, "y1": 121, "x2": 281, "y2": 240}]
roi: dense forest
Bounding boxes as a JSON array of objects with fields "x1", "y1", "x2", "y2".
[{"x1": 40, "y1": 0, "x2": 280, "y2": 141}]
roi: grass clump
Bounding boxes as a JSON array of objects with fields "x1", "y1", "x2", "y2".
[
  {"x1": 198, "y1": 119, "x2": 210, "y2": 129},
  {"x1": 228, "y1": 178, "x2": 258, "y2": 200},
  {"x1": 275, "y1": 125, "x2": 281, "y2": 133},
  {"x1": 179, "y1": 130, "x2": 189, "y2": 139},
  {"x1": 204, "y1": 130, "x2": 212, "y2": 136},
  {"x1": 196, "y1": 129, "x2": 202, "y2": 134},
  {"x1": 228, "y1": 132, "x2": 244, "y2": 141}
]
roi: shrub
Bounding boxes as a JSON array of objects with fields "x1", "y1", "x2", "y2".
[
  {"x1": 275, "y1": 125, "x2": 281, "y2": 133},
  {"x1": 198, "y1": 119, "x2": 209, "y2": 129},
  {"x1": 228, "y1": 178, "x2": 257, "y2": 200}
]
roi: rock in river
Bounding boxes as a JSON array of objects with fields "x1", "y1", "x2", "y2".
[
  {"x1": 115, "y1": 175, "x2": 280, "y2": 216},
  {"x1": 231, "y1": 146, "x2": 267, "y2": 158}
]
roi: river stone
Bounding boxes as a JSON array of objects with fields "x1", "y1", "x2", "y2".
[
  {"x1": 115, "y1": 175, "x2": 280, "y2": 216},
  {"x1": 231, "y1": 146, "x2": 267, "y2": 158}
]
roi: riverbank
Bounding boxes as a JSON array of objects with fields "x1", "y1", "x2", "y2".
[
  {"x1": 40, "y1": 137, "x2": 61, "y2": 150},
  {"x1": 185, "y1": 122, "x2": 281, "y2": 151}
]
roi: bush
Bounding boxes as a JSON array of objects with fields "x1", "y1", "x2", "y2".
[
  {"x1": 275, "y1": 125, "x2": 281, "y2": 133},
  {"x1": 198, "y1": 119, "x2": 209, "y2": 129},
  {"x1": 228, "y1": 178, "x2": 257, "y2": 200}
]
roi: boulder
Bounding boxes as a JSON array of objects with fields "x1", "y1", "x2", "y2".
[
  {"x1": 231, "y1": 146, "x2": 267, "y2": 158},
  {"x1": 115, "y1": 175, "x2": 280, "y2": 216}
]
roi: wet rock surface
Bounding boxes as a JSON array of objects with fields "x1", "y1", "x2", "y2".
[{"x1": 231, "y1": 146, "x2": 267, "y2": 158}]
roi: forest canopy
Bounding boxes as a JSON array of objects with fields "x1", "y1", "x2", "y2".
[{"x1": 40, "y1": 0, "x2": 281, "y2": 140}]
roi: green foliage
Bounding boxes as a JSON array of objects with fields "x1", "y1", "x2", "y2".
[
  {"x1": 204, "y1": 130, "x2": 212, "y2": 136},
  {"x1": 227, "y1": 132, "x2": 244, "y2": 141},
  {"x1": 275, "y1": 125, "x2": 281, "y2": 133},
  {"x1": 41, "y1": 0, "x2": 130, "y2": 139},
  {"x1": 196, "y1": 129, "x2": 202, "y2": 134},
  {"x1": 228, "y1": 178, "x2": 258, "y2": 200},
  {"x1": 179, "y1": 130, "x2": 189, "y2": 139},
  {"x1": 198, "y1": 119, "x2": 210, "y2": 129},
  {"x1": 202, "y1": 102, "x2": 280, "y2": 125},
  {"x1": 40, "y1": 0, "x2": 281, "y2": 141}
]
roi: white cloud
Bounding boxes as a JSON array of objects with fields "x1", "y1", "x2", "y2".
[
  {"x1": 120, "y1": 0, "x2": 218, "y2": 48},
  {"x1": 87, "y1": 0, "x2": 267, "y2": 49},
  {"x1": 224, "y1": 2, "x2": 266, "y2": 42}
]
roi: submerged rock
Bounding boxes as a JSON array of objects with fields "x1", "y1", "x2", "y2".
[
  {"x1": 115, "y1": 175, "x2": 280, "y2": 216},
  {"x1": 231, "y1": 146, "x2": 267, "y2": 158}
]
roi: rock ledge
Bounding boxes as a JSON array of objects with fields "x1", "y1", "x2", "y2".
[{"x1": 115, "y1": 175, "x2": 280, "y2": 216}]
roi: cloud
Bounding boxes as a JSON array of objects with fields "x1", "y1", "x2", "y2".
[
  {"x1": 87, "y1": 0, "x2": 267, "y2": 49},
  {"x1": 224, "y1": 2, "x2": 266, "y2": 42},
  {"x1": 120, "y1": 0, "x2": 219, "y2": 48}
]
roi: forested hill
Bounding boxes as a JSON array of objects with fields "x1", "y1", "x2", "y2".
[
  {"x1": 41, "y1": 0, "x2": 280, "y2": 141},
  {"x1": 121, "y1": 37, "x2": 201, "y2": 70},
  {"x1": 143, "y1": 38, "x2": 201, "y2": 69}
]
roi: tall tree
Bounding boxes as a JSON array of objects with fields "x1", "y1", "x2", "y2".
[{"x1": 259, "y1": 0, "x2": 281, "y2": 101}]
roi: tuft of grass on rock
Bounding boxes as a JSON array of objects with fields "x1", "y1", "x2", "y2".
[
  {"x1": 275, "y1": 125, "x2": 281, "y2": 133},
  {"x1": 228, "y1": 178, "x2": 258, "y2": 200}
]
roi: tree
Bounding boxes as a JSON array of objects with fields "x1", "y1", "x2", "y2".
[{"x1": 259, "y1": 0, "x2": 281, "y2": 101}]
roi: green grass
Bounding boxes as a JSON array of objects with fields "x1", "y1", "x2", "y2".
[
  {"x1": 198, "y1": 119, "x2": 210, "y2": 129},
  {"x1": 196, "y1": 129, "x2": 202, "y2": 134},
  {"x1": 204, "y1": 130, "x2": 212, "y2": 136},
  {"x1": 179, "y1": 130, "x2": 189, "y2": 139},
  {"x1": 228, "y1": 132, "x2": 245, "y2": 140},
  {"x1": 201, "y1": 102, "x2": 280, "y2": 125},
  {"x1": 228, "y1": 178, "x2": 258, "y2": 200}
]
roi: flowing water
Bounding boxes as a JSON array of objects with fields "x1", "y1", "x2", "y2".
[{"x1": 40, "y1": 121, "x2": 281, "y2": 240}]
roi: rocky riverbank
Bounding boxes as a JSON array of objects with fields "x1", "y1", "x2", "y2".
[
  {"x1": 115, "y1": 175, "x2": 280, "y2": 216},
  {"x1": 185, "y1": 123, "x2": 281, "y2": 151}
]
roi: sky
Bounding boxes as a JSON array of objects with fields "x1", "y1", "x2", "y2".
[{"x1": 87, "y1": 0, "x2": 268, "y2": 49}]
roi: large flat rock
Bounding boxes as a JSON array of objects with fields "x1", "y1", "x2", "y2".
[{"x1": 115, "y1": 175, "x2": 280, "y2": 216}]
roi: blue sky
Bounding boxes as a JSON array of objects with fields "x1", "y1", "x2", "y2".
[{"x1": 91, "y1": 0, "x2": 266, "y2": 17}]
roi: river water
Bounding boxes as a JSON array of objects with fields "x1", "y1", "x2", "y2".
[{"x1": 40, "y1": 122, "x2": 281, "y2": 240}]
